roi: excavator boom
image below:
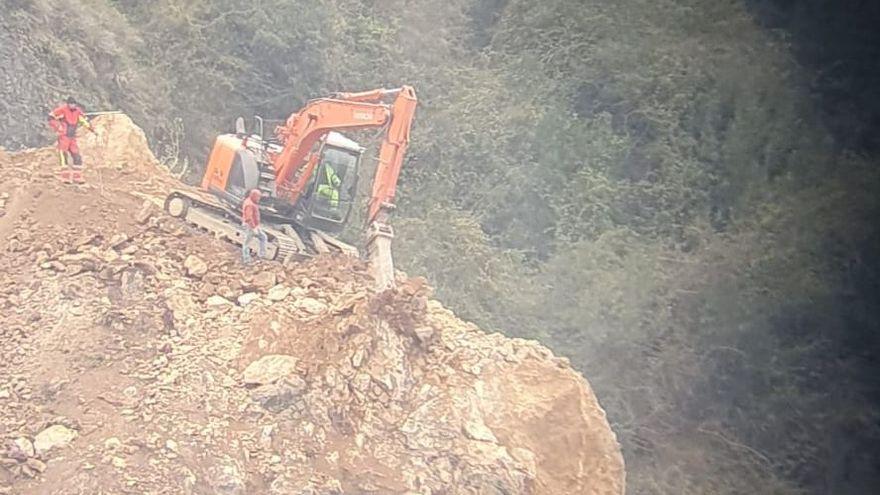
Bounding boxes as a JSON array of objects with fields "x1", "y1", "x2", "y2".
[
  {"x1": 271, "y1": 86, "x2": 417, "y2": 288},
  {"x1": 351, "y1": 86, "x2": 417, "y2": 224},
  {"x1": 272, "y1": 86, "x2": 417, "y2": 224}
]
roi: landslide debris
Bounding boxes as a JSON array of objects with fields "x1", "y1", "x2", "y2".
[{"x1": 0, "y1": 115, "x2": 625, "y2": 494}]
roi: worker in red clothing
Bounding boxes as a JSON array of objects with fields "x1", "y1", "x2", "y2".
[
  {"x1": 241, "y1": 189, "x2": 268, "y2": 264},
  {"x1": 48, "y1": 97, "x2": 98, "y2": 183}
]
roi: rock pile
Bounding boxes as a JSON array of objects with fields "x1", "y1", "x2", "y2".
[{"x1": 0, "y1": 115, "x2": 624, "y2": 494}]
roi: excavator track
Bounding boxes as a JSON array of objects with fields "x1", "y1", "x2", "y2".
[
  {"x1": 164, "y1": 190, "x2": 355, "y2": 262},
  {"x1": 274, "y1": 225, "x2": 309, "y2": 262}
]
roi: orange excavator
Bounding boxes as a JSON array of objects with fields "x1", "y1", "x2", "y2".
[{"x1": 163, "y1": 86, "x2": 417, "y2": 288}]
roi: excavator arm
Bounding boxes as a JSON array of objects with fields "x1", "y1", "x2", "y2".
[
  {"x1": 335, "y1": 87, "x2": 417, "y2": 224},
  {"x1": 272, "y1": 100, "x2": 389, "y2": 204},
  {"x1": 272, "y1": 86, "x2": 417, "y2": 288}
]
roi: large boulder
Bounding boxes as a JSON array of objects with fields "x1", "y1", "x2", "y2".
[
  {"x1": 267, "y1": 284, "x2": 290, "y2": 302},
  {"x1": 237, "y1": 292, "x2": 260, "y2": 306},
  {"x1": 206, "y1": 295, "x2": 233, "y2": 308},
  {"x1": 293, "y1": 297, "x2": 327, "y2": 315},
  {"x1": 242, "y1": 355, "x2": 299, "y2": 386},
  {"x1": 184, "y1": 255, "x2": 208, "y2": 278},
  {"x1": 34, "y1": 425, "x2": 78, "y2": 456}
]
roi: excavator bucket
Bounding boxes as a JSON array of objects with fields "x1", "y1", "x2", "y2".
[{"x1": 366, "y1": 221, "x2": 396, "y2": 290}]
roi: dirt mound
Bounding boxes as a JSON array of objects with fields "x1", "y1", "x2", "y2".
[{"x1": 0, "y1": 116, "x2": 625, "y2": 494}]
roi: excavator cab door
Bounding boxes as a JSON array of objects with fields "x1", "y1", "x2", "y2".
[{"x1": 299, "y1": 144, "x2": 360, "y2": 232}]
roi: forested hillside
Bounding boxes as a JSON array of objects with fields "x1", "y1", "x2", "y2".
[{"x1": 2, "y1": 0, "x2": 878, "y2": 493}]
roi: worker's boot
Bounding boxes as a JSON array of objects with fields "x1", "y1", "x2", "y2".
[
  {"x1": 71, "y1": 168, "x2": 85, "y2": 184},
  {"x1": 57, "y1": 168, "x2": 73, "y2": 184}
]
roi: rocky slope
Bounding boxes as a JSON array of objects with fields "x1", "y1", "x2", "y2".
[{"x1": 0, "y1": 116, "x2": 625, "y2": 494}]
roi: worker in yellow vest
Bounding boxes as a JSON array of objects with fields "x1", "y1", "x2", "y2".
[{"x1": 316, "y1": 163, "x2": 341, "y2": 208}]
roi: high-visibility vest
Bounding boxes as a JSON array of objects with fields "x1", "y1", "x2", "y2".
[
  {"x1": 325, "y1": 164, "x2": 341, "y2": 187},
  {"x1": 317, "y1": 165, "x2": 341, "y2": 207}
]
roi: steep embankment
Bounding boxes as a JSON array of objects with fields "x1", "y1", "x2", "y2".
[{"x1": 0, "y1": 116, "x2": 624, "y2": 494}]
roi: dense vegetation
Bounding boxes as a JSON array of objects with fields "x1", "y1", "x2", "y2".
[{"x1": 2, "y1": 0, "x2": 878, "y2": 492}]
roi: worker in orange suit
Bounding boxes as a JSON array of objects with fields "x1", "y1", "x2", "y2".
[
  {"x1": 48, "y1": 97, "x2": 97, "y2": 183},
  {"x1": 241, "y1": 189, "x2": 268, "y2": 264}
]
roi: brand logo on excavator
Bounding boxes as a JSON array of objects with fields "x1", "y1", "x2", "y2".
[{"x1": 353, "y1": 111, "x2": 373, "y2": 121}]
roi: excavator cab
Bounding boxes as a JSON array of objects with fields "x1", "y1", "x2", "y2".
[{"x1": 295, "y1": 133, "x2": 363, "y2": 232}]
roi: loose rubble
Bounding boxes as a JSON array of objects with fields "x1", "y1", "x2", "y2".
[{"x1": 0, "y1": 115, "x2": 625, "y2": 494}]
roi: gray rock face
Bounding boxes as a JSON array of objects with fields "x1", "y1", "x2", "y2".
[{"x1": 250, "y1": 377, "x2": 306, "y2": 413}]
